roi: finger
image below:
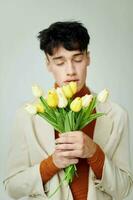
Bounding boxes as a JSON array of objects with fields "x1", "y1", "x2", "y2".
[
  {"x1": 60, "y1": 131, "x2": 80, "y2": 137},
  {"x1": 55, "y1": 143, "x2": 77, "y2": 151},
  {"x1": 59, "y1": 150, "x2": 81, "y2": 158},
  {"x1": 59, "y1": 131, "x2": 85, "y2": 143},
  {"x1": 55, "y1": 149, "x2": 78, "y2": 160},
  {"x1": 68, "y1": 158, "x2": 79, "y2": 165},
  {"x1": 55, "y1": 136, "x2": 76, "y2": 144}
]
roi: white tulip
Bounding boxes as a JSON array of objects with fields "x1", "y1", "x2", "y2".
[
  {"x1": 82, "y1": 94, "x2": 93, "y2": 107},
  {"x1": 56, "y1": 87, "x2": 68, "y2": 108},
  {"x1": 25, "y1": 103, "x2": 37, "y2": 115},
  {"x1": 32, "y1": 84, "x2": 44, "y2": 98},
  {"x1": 97, "y1": 89, "x2": 109, "y2": 103}
]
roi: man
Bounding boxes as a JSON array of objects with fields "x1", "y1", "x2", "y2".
[{"x1": 4, "y1": 21, "x2": 133, "y2": 200}]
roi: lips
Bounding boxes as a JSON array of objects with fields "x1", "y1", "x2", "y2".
[{"x1": 64, "y1": 79, "x2": 79, "y2": 83}]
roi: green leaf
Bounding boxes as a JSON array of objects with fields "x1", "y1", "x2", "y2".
[
  {"x1": 79, "y1": 112, "x2": 104, "y2": 129},
  {"x1": 54, "y1": 108, "x2": 64, "y2": 132},
  {"x1": 67, "y1": 111, "x2": 74, "y2": 131},
  {"x1": 64, "y1": 113, "x2": 71, "y2": 132},
  {"x1": 71, "y1": 111, "x2": 75, "y2": 131},
  {"x1": 38, "y1": 113, "x2": 61, "y2": 132},
  {"x1": 64, "y1": 164, "x2": 77, "y2": 183},
  {"x1": 40, "y1": 96, "x2": 57, "y2": 121},
  {"x1": 62, "y1": 108, "x2": 67, "y2": 116},
  {"x1": 90, "y1": 112, "x2": 105, "y2": 119},
  {"x1": 74, "y1": 109, "x2": 84, "y2": 130}
]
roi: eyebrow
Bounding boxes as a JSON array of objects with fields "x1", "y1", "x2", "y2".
[
  {"x1": 53, "y1": 56, "x2": 64, "y2": 60},
  {"x1": 52, "y1": 52, "x2": 84, "y2": 60},
  {"x1": 73, "y1": 52, "x2": 84, "y2": 57}
]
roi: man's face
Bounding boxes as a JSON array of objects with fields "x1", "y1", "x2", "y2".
[{"x1": 46, "y1": 46, "x2": 90, "y2": 91}]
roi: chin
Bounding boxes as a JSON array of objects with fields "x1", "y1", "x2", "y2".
[{"x1": 77, "y1": 82, "x2": 84, "y2": 92}]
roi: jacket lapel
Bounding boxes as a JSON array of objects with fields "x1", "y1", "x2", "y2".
[
  {"x1": 33, "y1": 115, "x2": 55, "y2": 155},
  {"x1": 87, "y1": 100, "x2": 113, "y2": 200},
  {"x1": 93, "y1": 100, "x2": 113, "y2": 155}
]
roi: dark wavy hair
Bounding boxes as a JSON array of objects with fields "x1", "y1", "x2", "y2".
[{"x1": 37, "y1": 21, "x2": 90, "y2": 55}]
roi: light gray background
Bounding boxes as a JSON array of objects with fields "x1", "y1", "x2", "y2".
[{"x1": 0, "y1": 0, "x2": 133, "y2": 199}]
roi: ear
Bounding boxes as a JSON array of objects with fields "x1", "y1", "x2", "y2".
[
  {"x1": 46, "y1": 61, "x2": 51, "y2": 72},
  {"x1": 45, "y1": 56, "x2": 52, "y2": 72},
  {"x1": 86, "y1": 51, "x2": 90, "y2": 66}
]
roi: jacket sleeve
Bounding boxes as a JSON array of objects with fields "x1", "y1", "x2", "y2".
[
  {"x1": 3, "y1": 107, "x2": 49, "y2": 200},
  {"x1": 93, "y1": 110, "x2": 133, "y2": 199}
]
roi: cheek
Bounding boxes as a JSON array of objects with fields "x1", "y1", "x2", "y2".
[
  {"x1": 52, "y1": 69, "x2": 64, "y2": 83},
  {"x1": 77, "y1": 66, "x2": 87, "y2": 78},
  {"x1": 54, "y1": 72, "x2": 61, "y2": 80}
]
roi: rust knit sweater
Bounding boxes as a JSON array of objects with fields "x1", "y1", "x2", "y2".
[{"x1": 40, "y1": 84, "x2": 105, "y2": 200}]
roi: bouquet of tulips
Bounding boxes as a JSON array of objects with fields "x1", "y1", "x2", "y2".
[{"x1": 25, "y1": 82, "x2": 109, "y2": 198}]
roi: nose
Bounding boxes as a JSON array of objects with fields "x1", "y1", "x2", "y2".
[{"x1": 66, "y1": 61, "x2": 76, "y2": 76}]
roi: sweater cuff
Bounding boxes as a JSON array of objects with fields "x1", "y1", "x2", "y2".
[
  {"x1": 40, "y1": 155, "x2": 60, "y2": 183},
  {"x1": 87, "y1": 144, "x2": 105, "y2": 179}
]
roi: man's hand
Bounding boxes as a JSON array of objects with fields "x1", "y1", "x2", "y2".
[{"x1": 52, "y1": 131, "x2": 97, "y2": 169}]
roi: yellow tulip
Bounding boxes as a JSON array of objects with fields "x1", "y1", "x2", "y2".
[
  {"x1": 25, "y1": 103, "x2": 37, "y2": 115},
  {"x1": 70, "y1": 97, "x2": 82, "y2": 112},
  {"x1": 56, "y1": 87, "x2": 68, "y2": 108},
  {"x1": 81, "y1": 94, "x2": 93, "y2": 108},
  {"x1": 62, "y1": 84, "x2": 73, "y2": 98},
  {"x1": 34, "y1": 102, "x2": 45, "y2": 113},
  {"x1": 69, "y1": 81, "x2": 77, "y2": 94},
  {"x1": 32, "y1": 84, "x2": 44, "y2": 98},
  {"x1": 47, "y1": 89, "x2": 58, "y2": 108}
]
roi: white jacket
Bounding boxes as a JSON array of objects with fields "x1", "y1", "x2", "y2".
[{"x1": 3, "y1": 98, "x2": 133, "y2": 200}]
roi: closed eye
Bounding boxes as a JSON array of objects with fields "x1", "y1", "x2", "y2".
[
  {"x1": 73, "y1": 55, "x2": 84, "y2": 62},
  {"x1": 56, "y1": 62, "x2": 64, "y2": 66},
  {"x1": 73, "y1": 59, "x2": 82, "y2": 62}
]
